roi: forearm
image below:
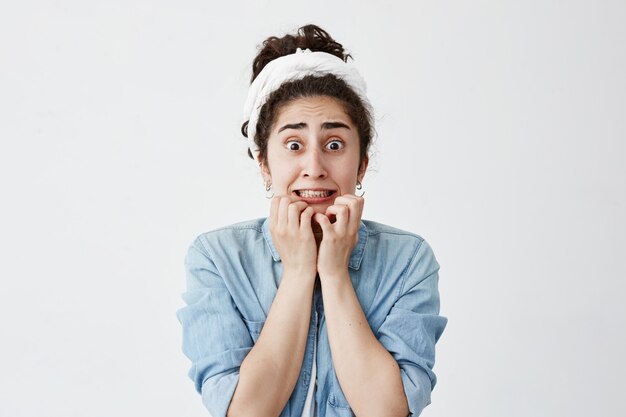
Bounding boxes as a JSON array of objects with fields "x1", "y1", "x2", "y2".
[
  {"x1": 227, "y1": 268, "x2": 316, "y2": 417},
  {"x1": 321, "y1": 271, "x2": 409, "y2": 417}
]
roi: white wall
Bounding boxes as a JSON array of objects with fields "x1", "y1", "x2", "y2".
[{"x1": 1, "y1": 1, "x2": 624, "y2": 416}]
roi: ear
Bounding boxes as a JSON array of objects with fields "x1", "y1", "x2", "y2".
[{"x1": 357, "y1": 157, "x2": 369, "y2": 182}]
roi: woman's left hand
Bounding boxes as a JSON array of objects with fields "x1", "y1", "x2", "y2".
[{"x1": 314, "y1": 194, "x2": 364, "y2": 278}]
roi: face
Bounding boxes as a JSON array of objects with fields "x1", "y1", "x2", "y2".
[{"x1": 261, "y1": 95, "x2": 367, "y2": 214}]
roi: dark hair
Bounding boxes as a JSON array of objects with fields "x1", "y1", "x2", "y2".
[{"x1": 241, "y1": 24, "x2": 373, "y2": 169}]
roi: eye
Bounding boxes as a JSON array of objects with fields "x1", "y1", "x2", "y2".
[
  {"x1": 286, "y1": 140, "x2": 302, "y2": 151},
  {"x1": 325, "y1": 140, "x2": 344, "y2": 151}
]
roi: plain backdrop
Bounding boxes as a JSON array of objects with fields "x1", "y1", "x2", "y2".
[{"x1": 1, "y1": 1, "x2": 625, "y2": 416}]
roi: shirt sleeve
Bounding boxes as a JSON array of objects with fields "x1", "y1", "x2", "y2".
[
  {"x1": 176, "y1": 237, "x2": 253, "y2": 417},
  {"x1": 376, "y1": 239, "x2": 448, "y2": 417}
]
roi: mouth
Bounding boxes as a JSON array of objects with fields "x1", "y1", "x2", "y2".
[{"x1": 293, "y1": 189, "x2": 336, "y2": 202}]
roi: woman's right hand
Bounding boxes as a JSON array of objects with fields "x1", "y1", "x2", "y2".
[{"x1": 269, "y1": 195, "x2": 318, "y2": 277}]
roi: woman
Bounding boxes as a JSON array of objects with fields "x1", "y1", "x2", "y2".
[{"x1": 177, "y1": 25, "x2": 447, "y2": 417}]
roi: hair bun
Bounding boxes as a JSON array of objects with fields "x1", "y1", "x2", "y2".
[{"x1": 251, "y1": 24, "x2": 351, "y2": 82}]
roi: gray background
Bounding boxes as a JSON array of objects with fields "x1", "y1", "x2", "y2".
[{"x1": 1, "y1": 1, "x2": 624, "y2": 416}]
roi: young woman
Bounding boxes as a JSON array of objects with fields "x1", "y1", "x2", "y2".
[{"x1": 177, "y1": 25, "x2": 447, "y2": 417}]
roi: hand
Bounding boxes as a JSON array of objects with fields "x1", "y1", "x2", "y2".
[
  {"x1": 269, "y1": 195, "x2": 318, "y2": 277},
  {"x1": 313, "y1": 194, "x2": 364, "y2": 277}
]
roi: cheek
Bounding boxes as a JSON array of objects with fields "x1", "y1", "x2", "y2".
[
  {"x1": 336, "y1": 168, "x2": 359, "y2": 192},
  {"x1": 267, "y1": 162, "x2": 298, "y2": 192}
]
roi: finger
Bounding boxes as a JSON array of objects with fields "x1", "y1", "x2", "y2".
[
  {"x1": 332, "y1": 195, "x2": 363, "y2": 231},
  {"x1": 332, "y1": 195, "x2": 360, "y2": 211},
  {"x1": 269, "y1": 196, "x2": 280, "y2": 229},
  {"x1": 299, "y1": 206, "x2": 315, "y2": 231},
  {"x1": 314, "y1": 213, "x2": 332, "y2": 234},
  {"x1": 325, "y1": 204, "x2": 349, "y2": 231},
  {"x1": 277, "y1": 196, "x2": 291, "y2": 227},
  {"x1": 351, "y1": 196, "x2": 364, "y2": 230},
  {"x1": 288, "y1": 201, "x2": 309, "y2": 226}
]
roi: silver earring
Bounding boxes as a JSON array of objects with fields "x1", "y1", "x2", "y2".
[
  {"x1": 356, "y1": 180, "x2": 365, "y2": 197},
  {"x1": 265, "y1": 180, "x2": 274, "y2": 199}
]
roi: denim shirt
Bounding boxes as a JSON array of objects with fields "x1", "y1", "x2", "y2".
[{"x1": 176, "y1": 218, "x2": 447, "y2": 417}]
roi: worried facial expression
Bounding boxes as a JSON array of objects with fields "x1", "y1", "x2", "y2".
[{"x1": 261, "y1": 96, "x2": 367, "y2": 214}]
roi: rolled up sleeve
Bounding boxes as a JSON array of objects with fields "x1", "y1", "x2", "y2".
[
  {"x1": 376, "y1": 239, "x2": 448, "y2": 417},
  {"x1": 176, "y1": 237, "x2": 252, "y2": 417}
]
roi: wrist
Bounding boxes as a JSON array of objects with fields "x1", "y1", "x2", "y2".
[
  {"x1": 318, "y1": 267, "x2": 350, "y2": 285},
  {"x1": 282, "y1": 264, "x2": 317, "y2": 281}
]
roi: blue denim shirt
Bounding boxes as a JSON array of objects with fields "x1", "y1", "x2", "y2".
[{"x1": 177, "y1": 218, "x2": 447, "y2": 417}]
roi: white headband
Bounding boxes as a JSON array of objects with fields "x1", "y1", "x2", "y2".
[{"x1": 242, "y1": 48, "x2": 370, "y2": 163}]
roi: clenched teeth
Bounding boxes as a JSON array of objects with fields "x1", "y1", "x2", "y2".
[{"x1": 296, "y1": 190, "x2": 333, "y2": 198}]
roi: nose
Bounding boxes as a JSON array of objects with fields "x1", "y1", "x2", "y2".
[{"x1": 302, "y1": 148, "x2": 327, "y2": 178}]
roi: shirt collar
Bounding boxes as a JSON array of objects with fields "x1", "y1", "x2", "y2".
[{"x1": 262, "y1": 217, "x2": 368, "y2": 270}]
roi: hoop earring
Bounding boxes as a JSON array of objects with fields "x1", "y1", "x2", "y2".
[
  {"x1": 265, "y1": 180, "x2": 274, "y2": 199},
  {"x1": 356, "y1": 180, "x2": 365, "y2": 197}
]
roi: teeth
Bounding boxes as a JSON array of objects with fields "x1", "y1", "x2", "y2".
[{"x1": 298, "y1": 190, "x2": 332, "y2": 198}]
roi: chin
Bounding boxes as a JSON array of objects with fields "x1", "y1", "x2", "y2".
[
  {"x1": 311, "y1": 204, "x2": 329, "y2": 213},
  {"x1": 309, "y1": 203, "x2": 331, "y2": 214}
]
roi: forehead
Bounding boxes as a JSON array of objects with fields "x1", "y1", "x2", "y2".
[{"x1": 275, "y1": 96, "x2": 351, "y2": 124}]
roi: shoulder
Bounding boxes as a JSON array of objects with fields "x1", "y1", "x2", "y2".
[
  {"x1": 361, "y1": 219, "x2": 438, "y2": 275},
  {"x1": 189, "y1": 218, "x2": 267, "y2": 254},
  {"x1": 362, "y1": 219, "x2": 429, "y2": 253},
  {"x1": 362, "y1": 219, "x2": 426, "y2": 241},
  {"x1": 200, "y1": 217, "x2": 265, "y2": 235}
]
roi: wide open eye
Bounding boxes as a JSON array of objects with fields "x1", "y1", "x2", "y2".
[
  {"x1": 325, "y1": 140, "x2": 344, "y2": 151},
  {"x1": 286, "y1": 140, "x2": 302, "y2": 151}
]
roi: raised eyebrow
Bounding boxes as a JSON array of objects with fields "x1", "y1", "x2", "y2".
[
  {"x1": 322, "y1": 121, "x2": 351, "y2": 130},
  {"x1": 277, "y1": 122, "x2": 307, "y2": 133},
  {"x1": 277, "y1": 121, "x2": 351, "y2": 133}
]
